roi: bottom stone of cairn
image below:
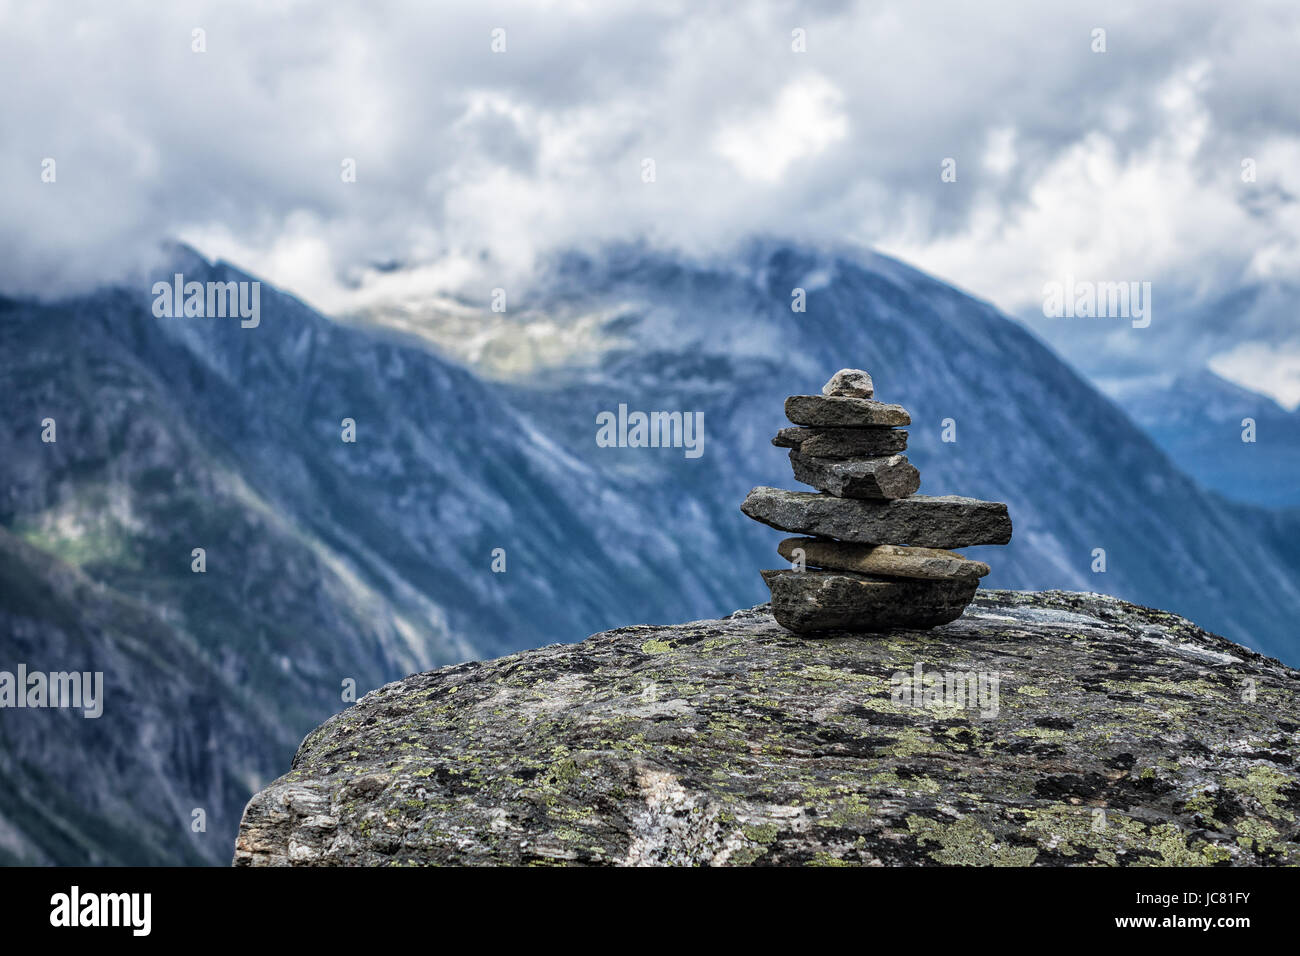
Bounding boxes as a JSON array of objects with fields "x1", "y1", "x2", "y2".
[{"x1": 760, "y1": 569, "x2": 979, "y2": 634}]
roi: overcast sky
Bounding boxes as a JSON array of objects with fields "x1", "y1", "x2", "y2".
[{"x1": 4, "y1": 1, "x2": 1299, "y2": 403}]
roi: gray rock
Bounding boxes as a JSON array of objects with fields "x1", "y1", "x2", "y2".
[
  {"x1": 742, "y1": 486, "x2": 1013, "y2": 548},
  {"x1": 777, "y1": 537, "x2": 991, "y2": 581},
  {"x1": 234, "y1": 590, "x2": 1300, "y2": 866},
  {"x1": 789, "y1": 451, "x2": 921, "y2": 499},
  {"x1": 821, "y1": 368, "x2": 874, "y2": 398},
  {"x1": 772, "y1": 426, "x2": 908, "y2": 458},
  {"x1": 785, "y1": 395, "x2": 911, "y2": 428},
  {"x1": 761, "y1": 569, "x2": 978, "y2": 632}
]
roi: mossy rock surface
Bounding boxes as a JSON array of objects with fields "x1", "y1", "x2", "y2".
[{"x1": 234, "y1": 590, "x2": 1300, "y2": 866}]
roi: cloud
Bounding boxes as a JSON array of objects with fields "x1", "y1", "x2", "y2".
[
  {"x1": 1211, "y1": 340, "x2": 1300, "y2": 411},
  {"x1": 714, "y1": 74, "x2": 848, "y2": 183},
  {"x1": 2, "y1": 0, "x2": 1298, "y2": 399}
]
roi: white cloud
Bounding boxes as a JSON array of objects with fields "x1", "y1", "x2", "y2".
[
  {"x1": 1210, "y1": 341, "x2": 1300, "y2": 411},
  {"x1": 2, "y1": 0, "x2": 1298, "y2": 397},
  {"x1": 713, "y1": 74, "x2": 848, "y2": 183},
  {"x1": 880, "y1": 62, "x2": 1265, "y2": 311}
]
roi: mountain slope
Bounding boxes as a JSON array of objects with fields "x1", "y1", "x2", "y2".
[
  {"x1": 2, "y1": 245, "x2": 822, "y2": 862},
  {"x1": 0, "y1": 526, "x2": 287, "y2": 865},
  {"x1": 359, "y1": 240, "x2": 1300, "y2": 663}
]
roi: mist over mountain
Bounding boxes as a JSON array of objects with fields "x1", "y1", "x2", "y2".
[{"x1": 2, "y1": 238, "x2": 1297, "y2": 865}]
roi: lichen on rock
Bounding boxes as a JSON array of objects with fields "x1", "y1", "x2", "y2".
[{"x1": 234, "y1": 590, "x2": 1300, "y2": 866}]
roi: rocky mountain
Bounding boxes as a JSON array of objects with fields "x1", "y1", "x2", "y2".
[
  {"x1": 1108, "y1": 369, "x2": 1300, "y2": 508},
  {"x1": 0, "y1": 526, "x2": 287, "y2": 865},
  {"x1": 0, "y1": 247, "x2": 777, "y2": 863},
  {"x1": 235, "y1": 590, "x2": 1300, "y2": 866}
]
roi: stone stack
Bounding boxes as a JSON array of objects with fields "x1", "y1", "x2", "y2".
[{"x1": 742, "y1": 369, "x2": 1013, "y2": 633}]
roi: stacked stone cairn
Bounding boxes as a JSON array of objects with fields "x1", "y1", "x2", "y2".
[{"x1": 741, "y1": 369, "x2": 1013, "y2": 633}]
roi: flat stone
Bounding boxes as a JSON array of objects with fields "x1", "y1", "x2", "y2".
[
  {"x1": 760, "y1": 569, "x2": 978, "y2": 633},
  {"x1": 822, "y1": 368, "x2": 874, "y2": 399},
  {"x1": 776, "y1": 538, "x2": 991, "y2": 581},
  {"x1": 789, "y1": 451, "x2": 920, "y2": 499},
  {"x1": 741, "y1": 486, "x2": 1013, "y2": 548},
  {"x1": 785, "y1": 395, "x2": 910, "y2": 428},
  {"x1": 772, "y1": 426, "x2": 908, "y2": 458}
]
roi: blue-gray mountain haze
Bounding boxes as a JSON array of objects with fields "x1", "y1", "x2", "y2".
[{"x1": 1111, "y1": 368, "x2": 1300, "y2": 509}]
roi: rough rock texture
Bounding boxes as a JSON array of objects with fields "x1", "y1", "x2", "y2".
[
  {"x1": 773, "y1": 426, "x2": 908, "y2": 458},
  {"x1": 776, "y1": 538, "x2": 990, "y2": 581},
  {"x1": 235, "y1": 591, "x2": 1300, "y2": 867},
  {"x1": 789, "y1": 451, "x2": 921, "y2": 500},
  {"x1": 785, "y1": 395, "x2": 911, "y2": 428},
  {"x1": 761, "y1": 569, "x2": 977, "y2": 632},
  {"x1": 742, "y1": 487, "x2": 1014, "y2": 548},
  {"x1": 822, "y1": 368, "x2": 875, "y2": 398}
]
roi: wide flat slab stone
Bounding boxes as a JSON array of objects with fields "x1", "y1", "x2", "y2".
[
  {"x1": 760, "y1": 569, "x2": 978, "y2": 633},
  {"x1": 789, "y1": 451, "x2": 920, "y2": 499},
  {"x1": 777, "y1": 537, "x2": 991, "y2": 581},
  {"x1": 785, "y1": 395, "x2": 911, "y2": 428},
  {"x1": 773, "y1": 426, "x2": 908, "y2": 458},
  {"x1": 741, "y1": 486, "x2": 1013, "y2": 548}
]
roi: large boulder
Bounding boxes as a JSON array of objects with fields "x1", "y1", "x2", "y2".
[{"x1": 234, "y1": 590, "x2": 1300, "y2": 866}]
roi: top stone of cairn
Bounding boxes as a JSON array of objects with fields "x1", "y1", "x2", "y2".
[{"x1": 822, "y1": 368, "x2": 874, "y2": 399}]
